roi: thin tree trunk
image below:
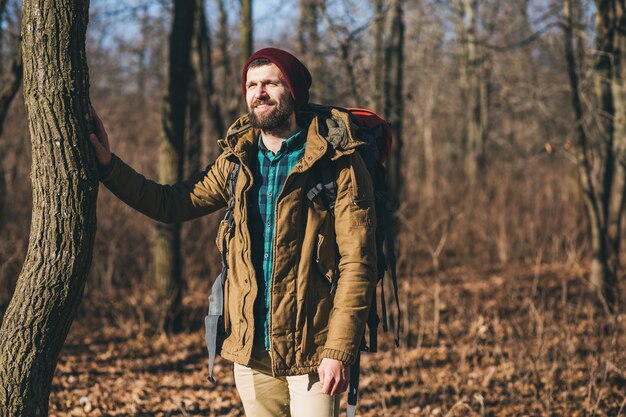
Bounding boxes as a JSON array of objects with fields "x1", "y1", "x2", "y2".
[
  {"x1": 384, "y1": 0, "x2": 404, "y2": 204},
  {"x1": 422, "y1": 82, "x2": 436, "y2": 202},
  {"x1": 193, "y1": 0, "x2": 224, "y2": 161},
  {"x1": 0, "y1": 0, "x2": 97, "y2": 415},
  {"x1": 136, "y1": 4, "x2": 150, "y2": 106},
  {"x1": 564, "y1": 0, "x2": 614, "y2": 309},
  {"x1": 602, "y1": 0, "x2": 626, "y2": 307},
  {"x1": 299, "y1": 0, "x2": 324, "y2": 101},
  {"x1": 239, "y1": 0, "x2": 253, "y2": 114},
  {"x1": 457, "y1": 0, "x2": 486, "y2": 184},
  {"x1": 369, "y1": 0, "x2": 385, "y2": 112},
  {"x1": 155, "y1": 0, "x2": 195, "y2": 332},
  {"x1": 187, "y1": 0, "x2": 204, "y2": 175},
  {"x1": 187, "y1": 65, "x2": 202, "y2": 176},
  {"x1": 218, "y1": 0, "x2": 236, "y2": 121}
]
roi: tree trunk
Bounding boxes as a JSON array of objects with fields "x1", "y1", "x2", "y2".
[
  {"x1": 0, "y1": 0, "x2": 97, "y2": 415},
  {"x1": 187, "y1": 0, "x2": 204, "y2": 175},
  {"x1": 187, "y1": 63, "x2": 202, "y2": 176},
  {"x1": 564, "y1": 0, "x2": 622, "y2": 310},
  {"x1": 600, "y1": 0, "x2": 626, "y2": 307},
  {"x1": 191, "y1": 0, "x2": 224, "y2": 163},
  {"x1": 299, "y1": 0, "x2": 324, "y2": 101},
  {"x1": 369, "y1": 0, "x2": 385, "y2": 113},
  {"x1": 155, "y1": 0, "x2": 195, "y2": 332},
  {"x1": 218, "y1": 0, "x2": 236, "y2": 121},
  {"x1": 456, "y1": 0, "x2": 487, "y2": 184},
  {"x1": 383, "y1": 0, "x2": 404, "y2": 204},
  {"x1": 0, "y1": 44, "x2": 22, "y2": 229},
  {"x1": 239, "y1": 0, "x2": 253, "y2": 114},
  {"x1": 422, "y1": 82, "x2": 436, "y2": 202}
]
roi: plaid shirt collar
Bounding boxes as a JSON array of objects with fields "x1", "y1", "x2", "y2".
[{"x1": 257, "y1": 128, "x2": 305, "y2": 155}]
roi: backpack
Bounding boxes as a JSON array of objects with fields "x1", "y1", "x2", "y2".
[
  {"x1": 204, "y1": 106, "x2": 401, "y2": 416},
  {"x1": 305, "y1": 107, "x2": 400, "y2": 417}
]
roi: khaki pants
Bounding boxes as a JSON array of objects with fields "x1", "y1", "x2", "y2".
[{"x1": 234, "y1": 347, "x2": 340, "y2": 417}]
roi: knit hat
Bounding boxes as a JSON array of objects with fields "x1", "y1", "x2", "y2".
[{"x1": 242, "y1": 48, "x2": 312, "y2": 109}]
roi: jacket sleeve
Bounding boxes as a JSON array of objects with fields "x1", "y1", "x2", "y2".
[
  {"x1": 321, "y1": 152, "x2": 377, "y2": 364},
  {"x1": 99, "y1": 152, "x2": 231, "y2": 224}
]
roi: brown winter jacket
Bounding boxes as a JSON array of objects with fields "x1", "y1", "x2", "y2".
[{"x1": 100, "y1": 105, "x2": 377, "y2": 376}]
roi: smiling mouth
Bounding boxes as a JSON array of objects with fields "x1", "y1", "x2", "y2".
[{"x1": 254, "y1": 103, "x2": 274, "y2": 112}]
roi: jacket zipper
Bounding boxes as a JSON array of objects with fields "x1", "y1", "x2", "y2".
[
  {"x1": 236, "y1": 155, "x2": 255, "y2": 348},
  {"x1": 267, "y1": 161, "x2": 304, "y2": 374}
]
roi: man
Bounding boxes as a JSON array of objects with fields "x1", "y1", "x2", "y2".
[{"x1": 90, "y1": 48, "x2": 377, "y2": 417}]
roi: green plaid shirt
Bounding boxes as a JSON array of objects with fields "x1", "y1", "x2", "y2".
[{"x1": 249, "y1": 129, "x2": 306, "y2": 350}]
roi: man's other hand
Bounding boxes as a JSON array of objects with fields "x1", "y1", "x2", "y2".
[
  {"x1": 89, "y1": 106, "x2": 112, "y2": 167},
  {"x1": 318, "y1": 358, "x2": 350, "y2": 395}
]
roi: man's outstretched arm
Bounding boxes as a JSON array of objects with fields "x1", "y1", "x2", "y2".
[{"x1": 89, "y1": 106, "x2": 230, "y2": 223}]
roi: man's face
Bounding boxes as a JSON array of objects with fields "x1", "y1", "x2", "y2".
[{"x1": 245, "y1": 63, "x2": 295, "y2": 132}]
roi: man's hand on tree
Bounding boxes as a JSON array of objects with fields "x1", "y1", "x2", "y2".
[
  {"x1": 318, "y1": 358, "x2": 350, "y2": 395},
  {"x1": 89, "y1": 106, "x2": 112, "y2": 167}
]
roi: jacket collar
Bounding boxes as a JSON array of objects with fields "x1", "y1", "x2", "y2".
[{"x1": 219, "y1": 104, "x2": 366, "y2": 172}]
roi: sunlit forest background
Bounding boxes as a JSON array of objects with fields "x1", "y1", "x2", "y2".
[{"x1": 1, "y1": 0, "x2": 626, "y2": 415}]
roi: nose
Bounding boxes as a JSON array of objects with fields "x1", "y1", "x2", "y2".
[{"x1": 253, "y1": 84, "x2": 268, "y2": 99}]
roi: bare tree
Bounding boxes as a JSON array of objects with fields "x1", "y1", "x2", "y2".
[
  {"x1": 188, "y1": 0, "x2": 224, "y2": 169},
  {"x1": 0, "y1": 0, "x2": 97, "y2": 414},
  {"x1": 369, "y1": 0, "x2": 385, "y2": 113},
  {"x1": 299, "y1": 0, "x2": 325, "y2": 101},
  {"x1": 453, "y1": 0, "x2": 490, "y2": 184},
  {"x1": 155, "y1": 0, "x2": 195, "y2": 332},
  {"x1": 384, "y1": 0, "x2": 404, "y2": 203},
  {"x1": 239, "y1": 0, "x2": 253, "y2": 114},
  {"x1": 563, "y1": 0, "x2": 626, "y2": 309},
  {"x1": 217, "y1": 0, "x2": 237, "y2": 121}
]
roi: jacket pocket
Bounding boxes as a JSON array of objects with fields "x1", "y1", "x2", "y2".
[{"x1": 315, "y1": 233, "x2": 336, "y2": 284}]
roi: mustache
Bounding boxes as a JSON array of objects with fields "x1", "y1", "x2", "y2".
[{"x1": 252, "y1": 98, "x2": 277, "y2": 107}]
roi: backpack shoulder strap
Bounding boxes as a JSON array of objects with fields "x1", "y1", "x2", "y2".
[{"x1": 205, "y1": 160, "x2": 240, "y2": 383}]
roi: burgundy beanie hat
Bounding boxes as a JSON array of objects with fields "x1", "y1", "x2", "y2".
[{"x1": 242, "y1": 47, "x2": 312, "y2": 109}]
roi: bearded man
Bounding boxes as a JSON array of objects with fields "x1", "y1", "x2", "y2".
[{"x1": 90, "y1": 48, "x2": 377, "y2": 417}]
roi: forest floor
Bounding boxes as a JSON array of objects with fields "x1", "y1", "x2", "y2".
[{"x1": 49, "y1": 262, "x2": 626, "y2": 417}]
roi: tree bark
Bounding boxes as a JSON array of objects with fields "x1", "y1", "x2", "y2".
[
  {"x1": 299, "y1": 0, "x2": 324, "y2": 101},
  {"x1": 190, "y1": 0, "x2": 224, "y2": 165},
  {"x1": 384, "y1": 0, "x2": 404, "y2": 204},
  {"x1": 456, "y1": 0, "x2": 487, "y2": 184},
  {"x1": 598, "y1": 0, "x2": 626, "y2": 307},
  {"x1": 155, "y1": 0, "x2": 195, "y2": 332},
  {"x1": 239, "y1": 0, "x2": 253, "y2": 114},
  {"x1": 0, "y1": 0, "x2": 97, "y2": 415},
  {"x1": 218, "y1": 0, "x2": 236, "y2": 121},
  {"x1": 563, "y1": 0, "x2": 624, "y2": 310},
  {"x1": 369, "y1": 0, "x2": 385, "y2": 113}
]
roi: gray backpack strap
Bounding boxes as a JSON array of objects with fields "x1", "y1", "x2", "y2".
[{"x1": 205, "y1": 161, "x2": 240, "y2": 383}]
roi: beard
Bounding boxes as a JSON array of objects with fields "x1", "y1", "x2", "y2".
[{"x1": 248, "y1": 94, "x2": 295, "y2": 135}]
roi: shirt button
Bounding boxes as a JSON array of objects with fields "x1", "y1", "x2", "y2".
[
  {"x1": 268, "y1": 192, "x2": 273, "y2": 197},
  {"x1": 264, "y1": 253, "x2": 269, "y2": 259},
  {"x1": 266, "y1": 221, "x2": 271, "y2": 227}
]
